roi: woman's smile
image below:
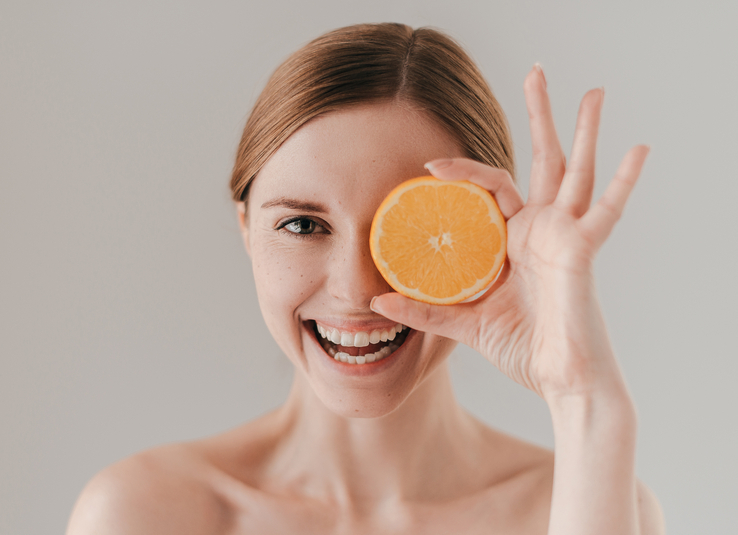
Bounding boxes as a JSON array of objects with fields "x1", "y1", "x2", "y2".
[
  {"x1": 312, "y1": 320, "x2": 409, "y2": 363},
  {"x1": 303, "y1": 319, "x2": 417, "y2": 377}
]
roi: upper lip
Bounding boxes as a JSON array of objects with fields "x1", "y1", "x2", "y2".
[{"x1": 307, "y1": 318, "x2": 405, "y2": 333}]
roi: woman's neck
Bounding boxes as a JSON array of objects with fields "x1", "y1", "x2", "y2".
[{"x1": 259, "y1": 362, "x2": 496, "y2": 506}]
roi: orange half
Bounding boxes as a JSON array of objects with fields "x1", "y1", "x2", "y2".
[{"x1": 370, "y1": 176, "x2": 506, "y2": 305}]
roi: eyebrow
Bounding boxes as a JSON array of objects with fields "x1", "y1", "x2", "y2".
[{"x1": 260, "y1": 197, "x2": 329, "y2": 213}]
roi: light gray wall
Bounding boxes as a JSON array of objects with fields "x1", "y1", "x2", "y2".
[{"x1": 1, "y1": 0, "x2": 736, "y2": 533}]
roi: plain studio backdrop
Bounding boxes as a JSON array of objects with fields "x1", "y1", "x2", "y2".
[{"x1": 1, "y1": 0, "x2": 736, "y2": 533}]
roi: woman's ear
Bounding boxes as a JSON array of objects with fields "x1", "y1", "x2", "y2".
[{"x1": 236, "y1": 202, "x2": 251, "y2": 256}]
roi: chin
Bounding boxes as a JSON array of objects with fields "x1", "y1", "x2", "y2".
[{"x1": 312, "y1": 381, "x2": 416, "y2": 419}]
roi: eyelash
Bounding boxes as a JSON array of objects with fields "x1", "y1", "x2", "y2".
[{"x1": 276, "y1": 217, "x2": 328, "y2": 239}]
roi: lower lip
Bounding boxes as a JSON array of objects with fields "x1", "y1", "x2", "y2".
[{"x1": 304, "y1": 322, "x2": 415, "y2": 376}]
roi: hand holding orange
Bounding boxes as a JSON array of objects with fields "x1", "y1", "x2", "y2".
[
  {"x1": 370, "y1": 176, "x2": 507, "y2": 305},
  {"x1": 370, "y1": 68, "x2": 650, "y2": 403}
]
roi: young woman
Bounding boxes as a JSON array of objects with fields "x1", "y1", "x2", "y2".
[{"x1": 67, "y1": 23, "x2": 665, "y2": 534}]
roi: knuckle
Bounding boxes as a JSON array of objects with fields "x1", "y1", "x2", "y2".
[
  {"x1": 598, "y1": 199, "x2": 622, "y2": 220},
  {"x1": 420, "y1": 301, "x2": 436, "y2": 327}
]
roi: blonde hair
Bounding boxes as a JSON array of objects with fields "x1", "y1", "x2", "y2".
[{"x1": 230, "y1": 23, "x2": 514, "y2": 203}]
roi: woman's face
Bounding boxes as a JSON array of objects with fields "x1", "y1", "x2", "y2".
[{"x1": 242, "y1": 102, "x2": 464, "y2": 418}]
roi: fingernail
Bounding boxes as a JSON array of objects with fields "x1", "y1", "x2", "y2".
[
  {"x1": 534, "y1": 62, "x2": 547, "y2": 90},
  {"x1": 370, "y1": 296, "x2": 379, "y2": 312},
  {"x1": 425, "y1": 159, "x2": 452, "y2": 174}
]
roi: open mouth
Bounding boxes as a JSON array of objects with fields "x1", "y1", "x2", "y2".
[{"x1": 311, "y1": 321, "x2": 411, "y2": 365}]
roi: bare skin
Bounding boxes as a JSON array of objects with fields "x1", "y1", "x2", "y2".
[{"x1": 67, "y1": 67, "x2": 665, "y2": 535}]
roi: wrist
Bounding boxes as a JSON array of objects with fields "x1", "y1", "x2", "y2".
[{"x1": 547, "y1": 383, "x2": 638, "y2": 441}]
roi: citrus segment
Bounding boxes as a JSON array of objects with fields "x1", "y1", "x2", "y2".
[{"x1": 370, "y1": 176, "x2": 506, "y2": 305}]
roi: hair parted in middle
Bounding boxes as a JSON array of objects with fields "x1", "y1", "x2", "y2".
[{"x1": 230, "y1": 22, "x2": 515, "y2": 204}]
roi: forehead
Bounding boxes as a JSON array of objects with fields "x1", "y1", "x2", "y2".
[{"x1": 248, "y1": 102, "x2": 465, "y2": 217}]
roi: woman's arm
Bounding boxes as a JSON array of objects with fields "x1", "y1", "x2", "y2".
[
  {"x1": 548, "y1": 386, "x2": 639, "y2": 534},
  {"x1": 549, "y1": 386, "x2": 665, "y2": 535}
]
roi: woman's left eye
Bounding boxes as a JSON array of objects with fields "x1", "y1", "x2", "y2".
[{"x1": 279, "y1": 218, "x2": 324, "y2": 236}]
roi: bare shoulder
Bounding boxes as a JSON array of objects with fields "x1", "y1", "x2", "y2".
[
  {"x1": 66, "y1": 444, "x2": 232, "y2": 535},
  {"x1": 637, "y1": 479, "x2": 666, "y2": 535},
  {"x1": 476, "y1": 421, "x2": 665, "y2": 534},
  {"x1": 478, "y1": 423, "x2": 554, "y2": 487},
  {"x1": 66, "y1": 413, "x2": 285, "y2": 535},
  {"x1": 500, "y1": 433, "x2": 555, "y2": 510},
  {"x1": 469, "y1": 423, "x2": 555, "y2": 531}
]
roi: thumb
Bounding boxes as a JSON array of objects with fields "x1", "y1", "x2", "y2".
[{"x1": 370, "y1": 292, "x2": 472, "y2": 342}]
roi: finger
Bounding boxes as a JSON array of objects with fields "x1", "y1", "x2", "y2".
[
  {"x1": 556, "y1": 88, "x2": 604, "y2": 217},
  {"x1": 423, "y1": 158, "x2": 524, "y2": 219},
  {"x1": 578, "y1": 145, "x2": 650, "y2": 250},
  {"x1": 524, "y1": 64, "x2": 567, "y2": 205},
  {"x1": 370, "y1": 292, "x2": 475, "y2": 343}
]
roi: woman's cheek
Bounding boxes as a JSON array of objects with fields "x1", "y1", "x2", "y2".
[{"x1": 251, "y1": 237, "x2": 326, "y2": 344}]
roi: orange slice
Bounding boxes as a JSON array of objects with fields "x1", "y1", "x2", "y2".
[{"x1": 370, "y1": 176, "x2": 506, "y2": 305}]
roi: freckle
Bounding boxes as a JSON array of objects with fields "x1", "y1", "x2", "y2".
[{"x1": 355, "y1": 409, "x2": 359, "y2": 412}]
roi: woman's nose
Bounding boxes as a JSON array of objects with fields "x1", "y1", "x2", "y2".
[{"x1": 327, "y1": 232, "x2": 390, "y2": 310}]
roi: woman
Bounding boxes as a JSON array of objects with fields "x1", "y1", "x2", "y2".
[{"x1": 67, "y1": 23, "x2": 665, "y2": 534}]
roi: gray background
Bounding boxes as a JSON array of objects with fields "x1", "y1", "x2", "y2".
[{"x1": 1, "y1": 0, "x2": 736, "y2": 533}]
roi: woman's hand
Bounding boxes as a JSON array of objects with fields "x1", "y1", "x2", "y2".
[{"x1": 370, "y1": 65, "x2": 649, "y2": 403}]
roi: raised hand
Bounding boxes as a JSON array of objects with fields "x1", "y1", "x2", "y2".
[{"x1": 371, "y1": 65, "x2": 649, "y2": 402}]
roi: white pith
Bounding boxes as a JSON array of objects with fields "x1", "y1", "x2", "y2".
[{"x1": 314, "y1": 322, "x2": 408, "y2": 365}]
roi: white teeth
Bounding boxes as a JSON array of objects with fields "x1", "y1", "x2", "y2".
[
  {"x1": 316, "y1": 322, "x2": 408, "y2": 364},
  {"x1": 354, "y1": 332, "x2": 369, "y2": 347},
  {"x1": 317, "y1": 324, "x2": 407, "y2": 347},
  {"x1": 326, "y1": 343, "x2": 400, "y2": 365},
  {"x1": 386, "y1": 323, "x2": 404, "y2": 341},
  {"x1": 340, "y1": 332, "x2": 353, "y2": 346},
  {"x1": 334, "y1": 330, "x2": 371, "y2": 347}
]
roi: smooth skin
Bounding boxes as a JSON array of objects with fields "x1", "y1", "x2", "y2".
[{"x1": 67, "y1": 67, "x2": 665, "y2": 534}]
